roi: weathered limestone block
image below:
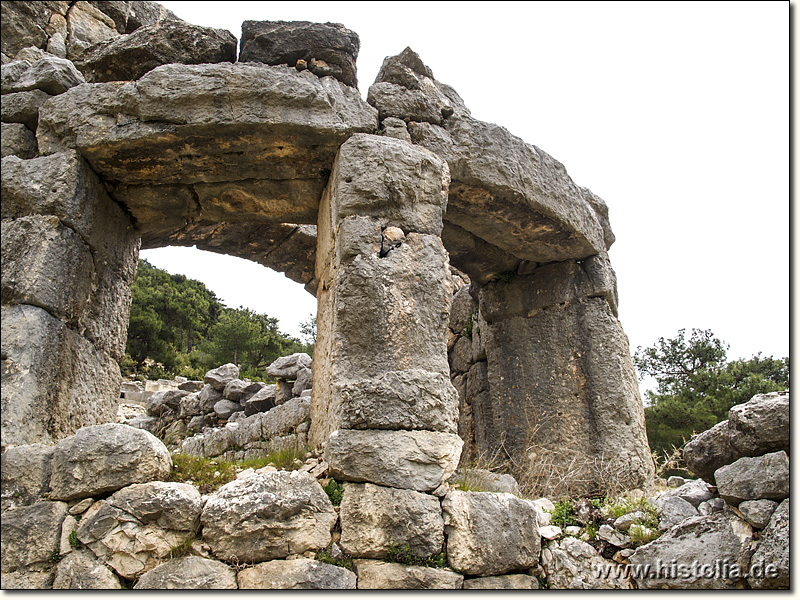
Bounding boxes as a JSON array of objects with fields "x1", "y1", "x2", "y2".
[
  {"x1": 76, "y1": 482, "x2": 202, "y2": 579},
  {"x1": 478, "y1": 286, "x2": 653, "y2": 496},
  {"x1": 49, "y1": 423, "x2": 172, "y2": 501},
  {"x1": 325, "y1": 429, "x2": 463, "y2": 493},
  {"x1": 684, "y1": 392, "x2": 789, "y2": 482},
  {"x1": 213, "y1": 399, "x2": 243, "y2": 421},
  {"x1": 747, "y1": 498, "x2": 789, "y2": 589},
  {"x1": 0, "y1": 569, "x2": 55, "y2": 590},
  {"x1": 0, "y1": 1, "x2": 69, "y2": 57},
  {"x1": 1, "y1": 304, "x2": 122, "y2": 448},
  {"x1": 1, "y1": 120, "x2": 36, "y2": 157},
  {"x1": 1, "y1": 215, "x2": 94, "y2": 324},
  {"x1": 146, "y1": 388, "x2": 187, "y2": 416},
  {"x1": 354, "y1": 559, "x2": 463, "y2": 589},
  {"x1": 449, "y1": 285, "x2": 478, "y2": 335},
  {"x1": 52, "y1": 549, "x2": 122, "y2": 589},
  {"x1": 335, "y1": 370, "x2": 458, "y2": 433},
  {"x1": 267, "y1": 352, "x2": 312, "y2": 379},
  {"x1": 223, "y1": 379, "x2": 262, "y2": 402},
  {"x1": 201, "y1": 471, "x2": 336, "y2": 563},
  {"x1": 0, "y1": 151, "x2": 139, "y2": 279},
  {"x1": 737, "y1": 499, "x2": 778, "y2": 530},
  {"x1": 540, "y1": 537, "x2": 632, "y2": 589},
  {"x1": 239, "y1": 20, "x2": 359, "y2": 88},
  {"x1": 629, "y1": 511, "x2": 753, "y2": 589},
  {"x1": 3, "y1": 55, "x2": 84, "y2": 95},
  {"x1": 714, "y1": 451, "x2": 789, "y2": 505},
  {"x1": 727, "y1": 391, "x2": 789, "y2": 456},
  {"x1": 244, "y1": 383, "x2": 276, "y2": 415},
  {"x1": 134, "y1": 556, "x2": 237, "y2": 590},
  {"x1": 463, "y1": 574, "x2": 540, "y2": 589},
  {"x1": 292, "y1": 367, "x2": 313, "y2": 396},
  {"x1": 442, "y1": 491, "x2": 541, "y2": 576},
  {"x1": 339, "y1": 483, "x2": 444, "y2": 559},
  {"x1": 441, "y1": 222, "x2": 521, "y2": 285},
  {"x1": 89, "y1": 1, "x2": 180, "y2": 35},
  {"x1": 36, "y1": 64, "x2": 377, "y2": 237},
  {"x1": 0, "y1": 443, "x2": 54, "y2": 511},
  {"x1": 204, "y1": 363, "x2": 239, "y2": 391},
  {"x1": 237, "y1": 558, "x2": 356, "y2": 589},
  {"x1": 683, "y1": 420, "x2": 734, "y2": 482},
  {"x1": 661, "y1": 479, "x2": 715, "y2": 508},
  {"x1": 65, "y1": 1, "x2": 119, "y2": 60},
  {"x1": 312, "y1": 135, "x2": 453, "y2": 454},
  {"x1": 657, "y1": 496, "x2": 699, "y2": 530},
  {"x1": 198, "y1": 384, "x2": 223, "y2": 412},
  {"x1": 0, "y1": 501, "x2": 68, "y2": 572},
  {"x1": 80, "y1": 21, "x2": 236, "y2": 82}
]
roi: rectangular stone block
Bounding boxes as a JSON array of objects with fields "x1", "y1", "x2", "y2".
[
  {"x1": 324, "y1": 429, "x2": 462, "y2": 493},
  {"x1": 1, "y1": 215, "x2": 94, "y2": 326},
  {"x1": 0, "y1": 150, "x2": 139, "y2": 280},
  {"x1": 1, "y1": 304, "x2": 119, "y2": 449}
]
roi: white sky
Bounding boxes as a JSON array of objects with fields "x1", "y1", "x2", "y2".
[{"x1": 143, "y1": 1, "x2": 789, "y2": 363}]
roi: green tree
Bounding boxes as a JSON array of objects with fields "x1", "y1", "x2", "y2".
[
  {"x1": 635, "y1": 329, "x2": 789, "y2": 458},
  {"x1": 126, "y1": 260, "x2": 223, "y2": 370}
]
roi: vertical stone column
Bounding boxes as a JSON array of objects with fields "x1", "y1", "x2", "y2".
[
  {"x1": 1, "y1": 151, "x2": 139, "y2": 449},
  {"x1": 312, "y1": 133, "x2": 462, "y2": 493}
]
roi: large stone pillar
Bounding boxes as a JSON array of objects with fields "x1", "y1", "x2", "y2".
[
  {"x1": 312, "y1": 133, "x2": 462, "y2": 492},
  {"x1": 471, "y1": 255, "x2": 654, "y2": 496},
  {"x1": 1, "y1": 151, "x2": 139, "y2": 449}
]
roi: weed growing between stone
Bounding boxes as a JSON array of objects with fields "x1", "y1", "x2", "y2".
[
  {"x1": 68, "y1": 530, "x2": 80, "y2": 549},
  {"x1": 385, "y1": 544, "x2": 448, "y2": 569},
  {"x1": 168, "y1": 446, "x2": 309, "y2": 493},
  {"x1": 167, "y1": 535, "x2": 195, "y2": 560},
  {"x1": 322, "y1": 479, "x2": 344, "y2": 506},
  {"x1": 316, "y1": 544, "x2": 354, "y2": 571}
]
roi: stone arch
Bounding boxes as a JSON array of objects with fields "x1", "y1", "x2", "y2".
[{"x1": 1, "y1": 22, "x2": 652, "y2": 494}]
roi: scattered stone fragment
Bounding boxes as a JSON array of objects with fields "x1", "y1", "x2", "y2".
[
  {"x1": 52, "y1": 549, "x2": 122, "y2": 589},
  {"x1": 737, "y1": 499, "x2": 779, "y2": 530}
]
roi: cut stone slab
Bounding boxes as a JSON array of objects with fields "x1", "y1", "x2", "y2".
[
  {"x1": 80, "y1": 20, "x2": 236, "y2": 82},
  {"x1": 463, "y1": 574, "x2": 539, "y2": 589},
  {"x1": 335, "y1": 369, "x2": 458, "y2": 433},
  {"x1": 339, "y1": 482, "x2": 444, "y2": 559},
  {"x1": 133, "y1": 556, "x2": 237, "y2": 589},
  {"x1": 239, "y1": 20, "x2": 359, "y2": 87},
  {"x1": 629, "y1": 511, "x2": 753, "y2": 589},
  {"x1": 237, "y1": 558, "x2": 356, "y2": 589},
  {"x1": 48, "y1": 423, "x2": 172, "y2": 501},
  {"x1": 52, "y1": 548, "x2": 122, "y2": 589},
  {"x1": 201, "y1": 470, "x2": 336, "y2": 563},
  {"x1": 324, "y1": 429, "x2": 463, "y2": 492},
  {"x1": 714, "y1": 451, "x2": 789, "y2": 505},
  {"x1": 354, "y1": 559, "x2": 463, "y2": 590},
  {"x1": 442, "y1": 490, "x2": 542, "y2": 576},
  {"x1": 747, "y1": 498, "x2": 789, "y2": 589}
]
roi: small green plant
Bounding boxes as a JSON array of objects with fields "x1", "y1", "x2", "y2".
[
  {"x1": 463, "y1": 309, "x2": 479, "y2": 340},
  {"x1": 450, "y1": 470, "x2": 491, "y2": 493},
  {"x1": 68, "y1": 530, "x2": 80, "y2": 549},
  {"x1": 628, "y1": 523, "x2": 660, "y2": 545},
  {"x1": 496, "y1": 270, "x2": 516, "y2": 284},
  {"x1": 316, "y1": 545, "x2": 354, "y2": 571},
  {"x1": 548, "y1": 498, "x2": 580, "y2": 528},
  {"x1": 582, "y1": 522, "x2": 599, "y2": 541},
  {"x1": 167, "y1": 536, "x2": 195, "y2": 560},
  {"x1": 322, "y1": 479, "x2": 344, "y2": 506},
  {"x1": 386, "y1": 544, "x2": 447, "y2": 568},
  {"x1": 599, "y1": 493, "x2": 662, "y2": 547}
]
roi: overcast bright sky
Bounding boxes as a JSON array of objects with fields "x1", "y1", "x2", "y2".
[{"x1": 144, "y1": 1, "x2": 788, "y2": 364}]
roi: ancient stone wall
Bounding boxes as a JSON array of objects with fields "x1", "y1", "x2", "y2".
[{"x1": 2, "y1": 0, "x2": 653, "y2": 495}]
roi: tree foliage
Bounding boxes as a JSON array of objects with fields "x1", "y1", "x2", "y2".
[
  {"x1": 125, "y1": 260, "x2": 311, "y2": 381},
  {"x1": 634, "y1": 329, "x2": 789, "y2": 458}
]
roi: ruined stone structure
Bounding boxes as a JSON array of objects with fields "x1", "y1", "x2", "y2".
[{"x1": 1, "y1": 1, "x2": 653, "y2": 495}]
